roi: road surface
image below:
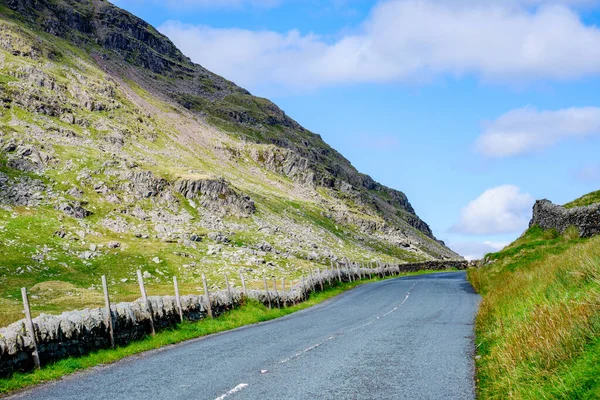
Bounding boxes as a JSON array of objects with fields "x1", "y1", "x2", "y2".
[{"x1": 8, "y1": 272, "x2": 480, "y2": 400}]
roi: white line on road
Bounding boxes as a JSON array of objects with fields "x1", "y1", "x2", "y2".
[
  {"x1": 278, "y1": 282, "x2": 419, "y2": 365},
  {"x1": 214, "y1": 383, "x2": 249, "y2": 400},
  {"x1": 279, "y1": 335, "x2": 337, "y2": 364},
  {"x1": 349, "y1": 282, "x2": 417, "y2": 331}
]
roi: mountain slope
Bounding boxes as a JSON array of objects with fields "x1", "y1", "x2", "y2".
[
  {"x1": 468, "y1": 192, "x2": 600, "y2": 399},
  {"x1": 0, "y1": 0, "x2": 459, "y2": 326}
]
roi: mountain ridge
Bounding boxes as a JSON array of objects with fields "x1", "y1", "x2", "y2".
[{"x1": 0, "y1": 0, "x2": 459, "y2": 325}]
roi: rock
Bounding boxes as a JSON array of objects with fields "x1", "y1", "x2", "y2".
[
  {"x1": 105, "y1": 193, "x2": 121, "y2": 204},
  {"x1": 207, "y1": 232, "x2": 229, "y2": 243},
  {"x1": 189, "y1": 234, "x2": 202, "y2": 242},
  {"x1": 53, "y1": 230, "x2": 66, "y2": 238},
  {"x1": 107, "y1": 241, "x2": 121, "y2": 249},
  {"x1": 142, "y1": 270, "x2": 152, "y2": 279},
  {"x1": 174, "y1": 178, "x2": 255, "y2": 216},
  {"x1": 55, "y1": 202, "x2": 92, "y2": 219},
  {"x1": 152, "y1": 257, "x2": 161, "y2": 264},
  {"x1": 66, "y1": 186, "x2": 83, "y2": 198},
  {"x1": 78, "y1": 251, "x2": 93, "y2": 259},
  {"x1": 124, "y1": 171, "x2": 168, "y2": 198},
  {"x1": 3, "y1": 141, "x2": 17, "y2": 152},
  {"x1": 257, "y1": 241, "x2": 273, "y2": 252},
  {"x1": 89, "y1": 243, "x2": 97, "y2": 251},
  {"x1": 0, "y1": 175, "x2": 47, "y2": 207},
  {"x1": 207, "y1": 245, "x2": 222, "y2": 255}
]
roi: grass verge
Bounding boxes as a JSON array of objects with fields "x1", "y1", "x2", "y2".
[
  {"x1": 468, "y1": 226, "x2": 600, "y2": 399},
  {"x1": 0, "y1": 270, "x2": 445, "y2": 395}
]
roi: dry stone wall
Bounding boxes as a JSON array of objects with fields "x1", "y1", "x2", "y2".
[
  {"x1": 0, "y1": 260, "x2": 468, "y2": 377},
  {"x1": 530, "y1": 199, "x2": 600, "y2": 238}
]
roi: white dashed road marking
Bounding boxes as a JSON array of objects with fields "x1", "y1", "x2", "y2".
[
  {"x1": 214, "y1": 383, "x2": 249, "y2": 400},
  {"x1": 278, "y1": 282, "x2": 419, "y2": 364}
]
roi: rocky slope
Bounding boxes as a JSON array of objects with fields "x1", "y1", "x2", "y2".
[{"x1": 0, "y1": 0, "x2": 460, "y2": 325}]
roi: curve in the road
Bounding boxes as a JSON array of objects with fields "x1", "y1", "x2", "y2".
[{"x1": 8, "y1": 271, "x2": 480, "y2": 400}]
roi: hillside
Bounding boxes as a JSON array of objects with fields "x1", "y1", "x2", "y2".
[
  {"x1": 468, "y1": 192, "x2": 600, "y2": 399},
  {"x1": 0, "y1": 0, "x2": 459, "y2": 326}
]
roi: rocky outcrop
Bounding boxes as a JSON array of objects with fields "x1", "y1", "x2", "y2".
[
  {"x1": 174, "y1": 178, "x2": 255, "y2": 216},
  {"x1": 250, "y1": 147, "x2": 315, "y2": 187},
  {"x1": 124, "y1": 171, "x2": 169, "y2": 198},
  {"x1": 529, "y1": 199, "x2": 600, "y2": 238},
  {"x1": 55, "y1": 201, "x2": 92, "y2": 219},
  {"x1": 0, "y1": 173, "x2": 47, "y2": 206}
]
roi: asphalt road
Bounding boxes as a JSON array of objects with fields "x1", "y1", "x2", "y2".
[{"x1": 9, "y1": 272, "x2": 480, "y2": 400}]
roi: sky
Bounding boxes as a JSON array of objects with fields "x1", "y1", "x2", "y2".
[{"x1": 112, "y1": 0, "x2": 600, "y2": 260}]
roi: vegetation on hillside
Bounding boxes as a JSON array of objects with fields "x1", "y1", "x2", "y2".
[
  {"x1": 0, "y1": 0, "x2": 464, "y2": 330},
  {"x1": 564, "y1": 190, "x2": 600, "y2": 209},
  {"x1": 468, "y1": 225, "x2": 600, "y2": 399}
]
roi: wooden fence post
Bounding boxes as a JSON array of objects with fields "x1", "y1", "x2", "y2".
[
  {"x1": 101, "y1": 275, "x2": 115, "y2": 348},
  {"x1": 358, "y1": 262, "x2": 363, "y2": 280},
  {"x1": 328, "y1": 260, "x2": 334, "y2": 285},
  {"x1": 21, "y1": 287, "x2": 40, "y2": 370},
  {"x1": 239, "y1": 272, "x2": 247, "y2": 298},
  {"x1": 225, "y1": 274, "x2": 233, "y2": 305},
  {"x1": 336, "y1": 263, "x2": 342, "y2": 283},
  {"x1": 317, "y1": 268, "x2": 324, "y2": 291},
  {"x1": 272, "y1": 277, "x2": 280, "y2": 309},
  {"x1": 263, "y1": 275, "x2": 272, "y2": 309},
  {"x1": 202, "y1": 273, "x2": 213, "y2": 319},
  {"x1": 348, "y1": 263, "x2": 352, "y2": 281},
  {"x1": 301, "y1": 275, "x2": 307, "y2": 300},
  {"x1": 173, "y1": 276, "x2": 184, "y2": 323},
  {"x1": 137, "y1": 270, "x2": 155, "y2": 336},
  {"x1": 281, "y1": 278, "x2": 286, "y2": 307}
]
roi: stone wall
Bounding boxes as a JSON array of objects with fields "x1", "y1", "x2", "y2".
[
  {"x1": 529, "y1": 199, "x2": 600, "y2": 238},
  {"x1": 0, "y1": 260, "x2": 468, "y2": 377}
]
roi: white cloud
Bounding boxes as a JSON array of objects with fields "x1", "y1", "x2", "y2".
[
  {"x1": 476, "y1": 106, "x2": 600, "y2": 157},
  {"x1": 451, "y1": 185, "x2": 535, "y2": 235},
  {"x1": 159, "y1": 0, "x2": 600, "y2": 91},
  {"x1": 449, "y1": 241, "x2": 509, "y2": 260}
]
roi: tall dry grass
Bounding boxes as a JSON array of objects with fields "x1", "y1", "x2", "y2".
[{"x1": 469, "y1": 231, "x2": 600, "y2": 399}]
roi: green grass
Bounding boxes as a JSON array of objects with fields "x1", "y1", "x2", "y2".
[
  {"x1": 0, "y1": 270, "x2": 443, "y2": 394},
  {"x1": 564, "y1": 190, "x2": 600, "y2": 209},
  {"x1": 468, "y1": 226, "x2": 600, "y2": 399},
  {"x1": 0, "y1": 73, "x2": 17, "y2": 84}
]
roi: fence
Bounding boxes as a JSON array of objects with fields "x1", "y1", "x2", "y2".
[{"x1": 0, "y1": 260, "x2": 468, "y2": 377}]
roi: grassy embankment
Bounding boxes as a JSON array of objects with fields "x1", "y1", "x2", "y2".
[
  {"x1": 0, "y1": 269, "x2": 444, "y2": 395},
  {"x1": 469, "y1": 224, "x2": 600, "y2": 399}
]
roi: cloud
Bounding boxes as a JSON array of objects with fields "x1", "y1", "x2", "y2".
[
  {"x1": 451, "y1": 185, "x2": 535, "y2": 235},
  {"x1": 476, "y1": 106, "x2": 600, "y2": 157},
  {"x1": 159, "y1": 0, "x2": 600, "y2": 91},
  {"x1": 448, "y1": 241, "x2": 509, "y2": 260}
]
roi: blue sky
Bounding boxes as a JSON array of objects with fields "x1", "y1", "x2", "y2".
[{"x1": 113, "y1": 0, "x2": 600, "y2": 259}]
